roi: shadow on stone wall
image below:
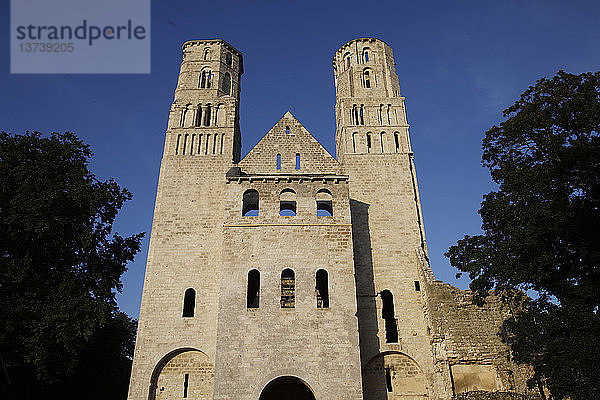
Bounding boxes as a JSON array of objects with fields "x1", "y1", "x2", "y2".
[
  {"x1": 350, "y1": 199, "x2": 385, "y2": 400},
  {"x1": 453, "y1": 391, "x2": 542, "y2": 400}
]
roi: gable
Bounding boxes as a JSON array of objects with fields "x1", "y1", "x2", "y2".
[{"x1": 238, "y1": 111, "x2": 340, "y2": 174}]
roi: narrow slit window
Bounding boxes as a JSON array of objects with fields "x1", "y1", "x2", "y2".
[
  {"x1": 414, "y1": 281, "x2": 421, "y2": 291},
  {"x1": 222, "y1": 72, "x2": 231, "y2": 95},
  {"x1": 242, "y1": 189, "x2": 259, "y2": 216},
  {"x1": 220, "y1": 134, "x2": 225, "y2": 154},
  {"x1": 198, "y1": 135, "x2": 203, "y2": 154},
  {"x1": 205, "y1": 134, "x2": 210, "y2": 155},
  {"x1": 225, "y1": 52, "x2": 232, "y2": 67},
  {"x1": 195, "y1": 106, "x2": 202, "y2": 127},
  {"x1": 387, "y1": 104, "x2": 391, "y2": 124},
  {"x1": 204, "y1": 105, "x2": 211, "y2": 126},
  {"x1": 281, "y1": 269, "x2": 295, "y2": 308},
  {"x1": 385, "y1": 367, "x2": 393, "y2": 392},
  {"x1": 381, "y1": 290, "x2": 398, "y2": 343},
  {"x1": 200, "y1": 70, "x2": 212, "y2": 88},
  {"x1": 352, "y1": 132, "x2": 357, "y2": 153},
  {"x1": 394, "y1": 132, "x2": 400, "y2": 152},
  {"x1": 204, "y1": 48, "x2": 210, "y2": 60},
  {"x1": 295, "y1": 153, "x2": 300, "y2": 170},
  {"x1": 247, "y1": 269, "x2": 260, "y2": 308},
  {"x1": 276, "y1": 154, "x2": 282, "y2": 170},
  {"x1": 183, "y1": 373, "x2": 189, "y2": 398},
  {"x1": 316, "y1": 269, "x2": 329, "y2": 308},
  {"x1": 364, "y1": 50, "x2": 369, "y2": 63},
  {"x1": 363, "y1": 69, "x2": 371, "y2": 88},
  {"x1": 380, "y1": 132, "x2": 385, "y2": 153},
  {"x1": 183, "y1": 134, "x2": 189, "y2": 155},
  {"x1": 180, "y1": 107, "x2": 187, "y2": 127},
  {"x1": 176, "y1": 134, "x2": 181, "y2": 155},
  {"x1": 316, "y1": 189, "x2": 333, "y2": 217},
  {"x1": 285, "y1": 126, "x2": 290, "y2": 135},
  {"x1": 352, "y1": 105, "x2": 359, "y2": 125},
  {"x1": 190, "y1": 135, "x2": 196, "y2": 155},
  {"x1": 360, "y1": 105, "x2": 364, "y2": 125},
  {"x1": 279, "y1": 188, "x2": 296, "y2": 216},
  {"x1": 182, "y1": 288, "x2": 196, "y2": 317},
  {"x1": 212, "y1": 133, "x2": 217, "y2": 154},
  {"x1": 366, "y1": 133, "x2": 372, "y2": 153}
]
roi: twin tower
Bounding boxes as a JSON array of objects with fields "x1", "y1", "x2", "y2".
[{"x1": 128, "y1": 39, "x2": 534, "y2": 400}]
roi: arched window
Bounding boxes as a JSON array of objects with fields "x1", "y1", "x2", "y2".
[
  {"x1": 203, "y1": 48, "x2": 210, "y2": 60},
  {"x1": 295, "y1": 153, "x2": 300, "y2": 170},
  {"x1": 242, "y1": 189, "x2": 259, "y2": 216},
  {"x1": 316, "y1": 269, "x2": 329, "y2": 308},
  {"x1": 363, "y1": 69, "x2": 371, "y2": 88},
  {"x1": 281, "y1": 269, "x2": 295, "y2": 308},
  {"x1": 378, "y1": 104, "x2": 383, "y2": 125},
  {"x1": 380, "y1": 132, "x2": 386, "y2": 153},
  {"x1": 222, "y1": 72, "x2": 231, "y2": 95},
  {"x1": 285, "y1": 126, "x2": 290, "y2": 135},
  {"x1": 220, "y1": 133, "x2": 225, "y2": 154},
  {"x1": 387, "y1": 104, "x2": 391, "y2": 124},
  {"x1": 176, "y1": 134, "x2": 181, "y2": 155},
  {"x1": 247, "y1": 269, "x2": 260, "y2": 308},
  {"x1": 359, "y1": 105, "x2": 365, "y2": 125},
  {"x1": 352, "y1": 132, "x2": 358, "y2": 153},
  {"x1": 279, "y1": 188, "x2": 296, "y2": 216},
  {"x1": 205, "y1": 133, "x2": 210, "y2": 154},
  {"x1": 182, "y1": 288, "x2": 196, "y2": 317},
  {"x1": 381, "y1": 290, "x2": 398, "y2": 343},
  {"x1": 200, "y1": 69, "x2": 212, "y2": 88},
  {"x1": 366, "y1": 132, "x2": 372, "y2": 153},
  {"x1": 316, "y1": 189, "x2": 333, "y2": 217},
  {"x1": 190, "y1": 134, "x2": 195, "y2": 155},
  {"x1": 343, "y1": 53, "x2": 351, "y2": 70},
  {"x1": 195, "y1": 105, "x2": 202, "y2": 127},
  {"x1": 394, "y1": 132, "x2": 400, "y2": 153},
  {"x1": 276, "y1": 154, "x2": 282, "y2": 170},
  {"x1": 351, "y1": 105, "x2": 359, "y2": 125},
  {"x1": 225, "y1": 52, "x2": 232, "y2": 67},
  {"x1": 204, "y1": 104, "x2": 211, "y2": 126},
  {"x1": 212, "y1": 133, "x2": 217, "y2": 154},
  {"x1": 180, "y1": 106, "x2": 187, "y2": 127},
  {"x1": 363, "y1": 48, "x2": 370, "y2": 63}
]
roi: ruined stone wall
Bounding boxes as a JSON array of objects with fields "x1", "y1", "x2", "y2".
[{"x1": 426, "y1": 281, "x2": 536, "y2": 396}]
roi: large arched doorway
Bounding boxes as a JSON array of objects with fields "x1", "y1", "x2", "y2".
[{"x1": 259, "y1": 376, "x2": 316, "y2": 400}]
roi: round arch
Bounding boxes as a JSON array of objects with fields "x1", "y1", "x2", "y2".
[
  {"x1": 148, "y1": 347, "x2": 214, "y2": 400},
  {"x1": 363, "y1": 351, "x2": 429, "y2": 399},
  {"x1": 259, "y1": 376, "x2": 316, "y2": 400}
]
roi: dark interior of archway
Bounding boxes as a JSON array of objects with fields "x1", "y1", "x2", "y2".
[{"x1": 259, "y1": 376, "x2": 316, "y2": 400}]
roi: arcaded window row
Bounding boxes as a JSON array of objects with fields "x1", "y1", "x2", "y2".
[
  {"x1": 179, "y1": 103, "x2": 223, "y2": 128},
  {"x1": 175, "y1": 133, "x2": 225, "y2": 155},
  {"x1": 242, "y1": 188, "x2": 333, "y2": 217},
  {"x1": 181, "y1": 269, "x2": 330, "y2": 316},
  {"x1": 182, "y1": 280, "x2": 422, "y2": 344},
  {"x1": 350, "y1": 104, "x2": 400, "y2": 126},
  {"x1": 352, "y1": 131, "x2": 403, "y2": 153}
]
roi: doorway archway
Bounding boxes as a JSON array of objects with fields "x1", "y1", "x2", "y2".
[{"x1": 259, "y1": 376, "x2": 316, "y2": 400}]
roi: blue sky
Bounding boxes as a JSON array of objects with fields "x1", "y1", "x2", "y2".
[{"x1": 2, "y1": 1, "x2": 599, "y2": 319}]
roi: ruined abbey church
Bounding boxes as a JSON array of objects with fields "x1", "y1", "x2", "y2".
[{"x1": 128, "y1": 38, "x2": 537, "y2": 400}]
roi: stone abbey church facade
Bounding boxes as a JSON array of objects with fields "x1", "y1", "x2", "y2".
[{"x1": 128, "y1": 38, "x2": 536, "y2": 400}]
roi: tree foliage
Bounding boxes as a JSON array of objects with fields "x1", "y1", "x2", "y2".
[
  {"x1": 0, "y1": 131, "x2": 143, "y2": 399},
  {"x1": 446, "y1": 71, "x2": 600, "y2": 399}
]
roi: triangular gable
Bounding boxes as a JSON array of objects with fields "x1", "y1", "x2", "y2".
[{"x1": 239, "y1": 111, "x2": 340, "y2": 174}]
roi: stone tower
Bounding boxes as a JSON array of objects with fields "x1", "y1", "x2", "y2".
[{"x1": 128, "y1": 38, "x2": 538, "y2": 400}]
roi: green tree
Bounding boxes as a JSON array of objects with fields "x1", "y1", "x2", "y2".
[
  {"x1": 445, "y1": 71, "x2": 600, "y2": 399},
  {"x1": 0, "y1": 131, "x2": 144, "y2": 399}
]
